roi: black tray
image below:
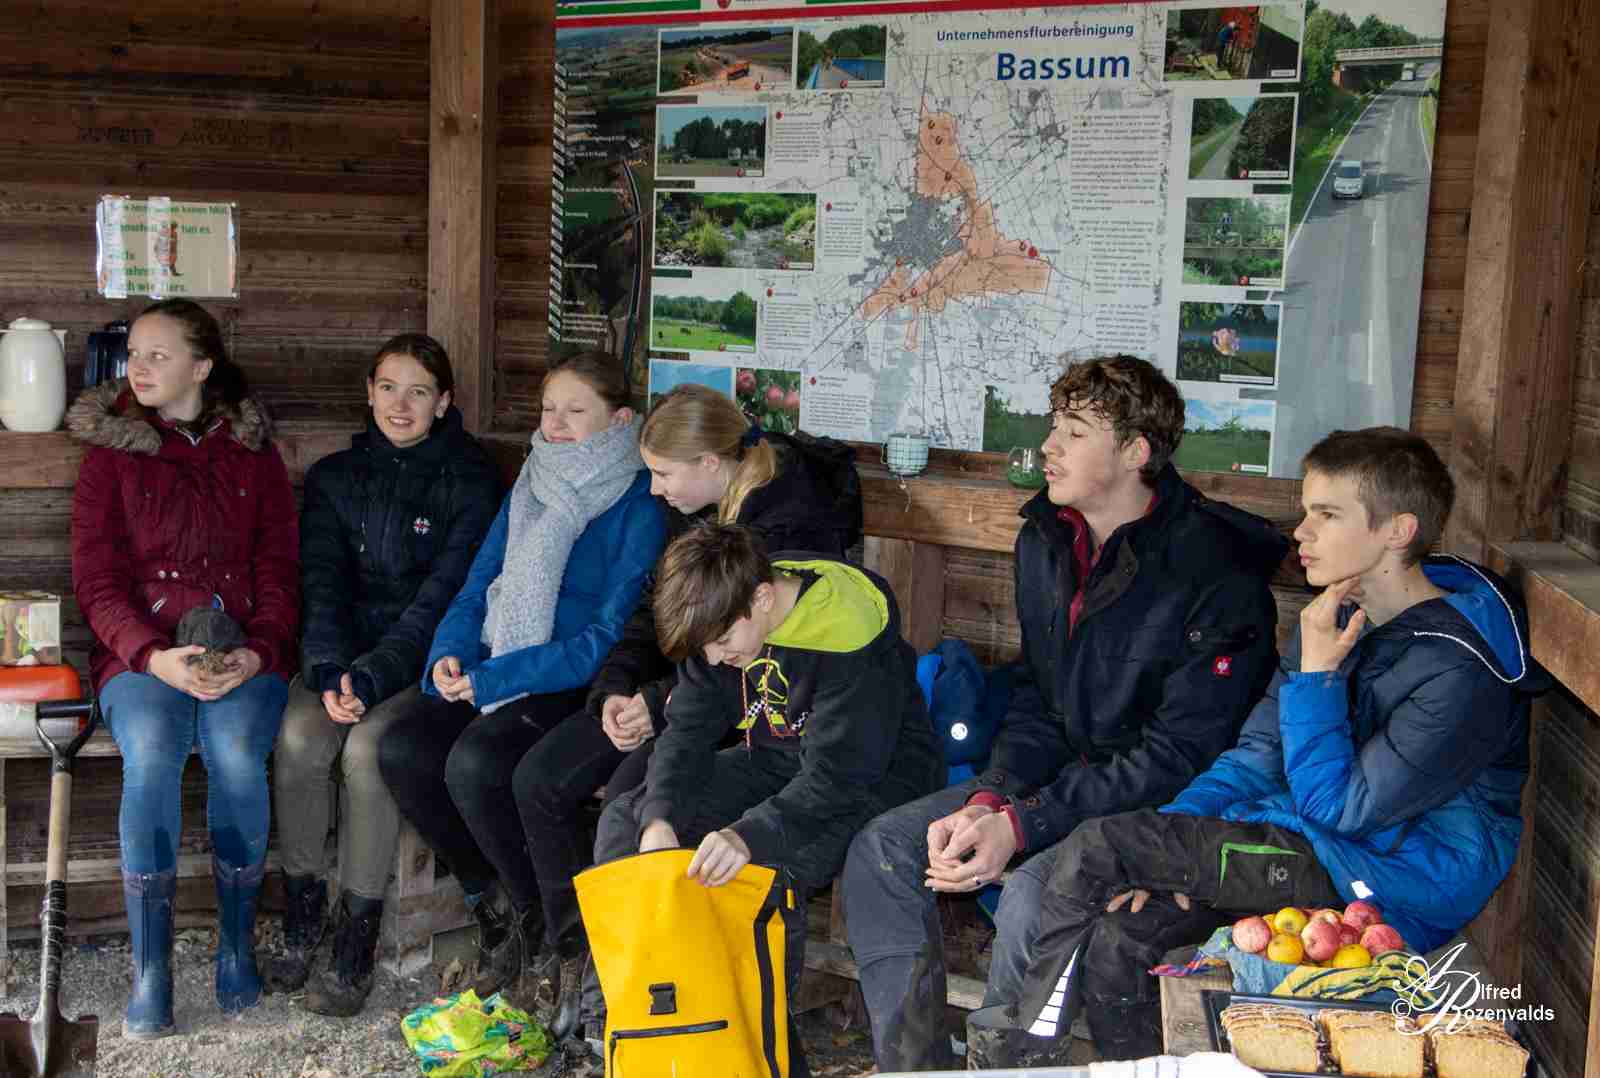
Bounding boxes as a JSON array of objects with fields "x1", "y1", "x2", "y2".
[{"x1": 1202, "y1": 990, "x2": 1539, "y2": 1078}]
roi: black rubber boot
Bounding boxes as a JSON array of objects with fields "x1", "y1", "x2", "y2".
[
  {"x1": 264, "y1": 873, "x2": 326, "y2": 993},
  {"x1": 965, "y1": 1003, "x2": 1077, "y2": 1070},
  {"x1": 473, "y1": 900, "x2": 542, "y2": 999},
  {"x1": 302, "y1": 893, "x2": 383, "y2": 1018}
]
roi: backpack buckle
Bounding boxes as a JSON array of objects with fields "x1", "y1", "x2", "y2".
[{"x1": 648, "y1": 982, "x2": 677, "y2": 1015}]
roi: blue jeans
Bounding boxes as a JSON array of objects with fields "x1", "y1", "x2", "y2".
[{"x1": 101, "y1": 671, "x2": 288, "y2": 873}]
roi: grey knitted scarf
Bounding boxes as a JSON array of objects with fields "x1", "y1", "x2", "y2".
[{"x1": 478, "y1": 416, "x2": 644, "y2": 712}]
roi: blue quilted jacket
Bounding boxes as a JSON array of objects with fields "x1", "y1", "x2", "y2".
[
  {"x1": 1164, "y1": 556, "x2": 1548, "y2": 952},
  {"x1": 423, "y1": 470, "x2": 666, "y2": 710}
]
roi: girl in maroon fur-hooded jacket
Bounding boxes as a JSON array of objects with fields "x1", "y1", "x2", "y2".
[{"x1": 68, "y1": 299, "x2": 297, "y2": 1037}]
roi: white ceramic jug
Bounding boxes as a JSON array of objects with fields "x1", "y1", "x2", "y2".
[{"x1": 0, "y1": 318, "x2": 68, "y2": 432}]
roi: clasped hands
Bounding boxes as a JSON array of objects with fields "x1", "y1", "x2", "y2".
[
  {"x1": 321, "y1": 672, "x2": 367, "y2": 724},
  {"x1": 600, "y1": 693, "x2": 655, "y2": 751},
  {"x1": 639, "y1": 818, "x2": 750, "y2": 887},
  {"x1": 148, "y1": 645, "x2": 261, "y2": 702},
  {"x1": 923, "y1": 803, "x2": 1192, "y2": 913},
  {"x1": 432, "y1": 656, "x2": 476, "y2": 705},
  {"x1": 924, "y1": 804, "x2": 1017, "y2": 892}
]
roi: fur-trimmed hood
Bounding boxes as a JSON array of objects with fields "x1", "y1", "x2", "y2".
[{"x1": 66, "y1": 378, "x2": 272, "y2": 454}]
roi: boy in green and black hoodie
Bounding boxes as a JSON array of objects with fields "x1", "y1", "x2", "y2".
[{"x1": 572, "y1": 522, "x2": 942, "y2": 1065}]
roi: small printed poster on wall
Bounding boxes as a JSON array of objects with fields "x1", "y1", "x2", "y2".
[{"x1": 96, "y1": 195, "x2": 239, "y2": 299}]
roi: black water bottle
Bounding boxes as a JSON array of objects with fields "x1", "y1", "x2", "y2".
[{"x1": 83, "y1": 320, "x2": 130, "y2": 386}]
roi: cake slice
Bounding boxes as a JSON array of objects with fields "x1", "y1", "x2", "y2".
[
  {"x1": 1318, "y1": 1008, "x2": 1426, "y2": 1078},
  {"x1": 1428, "y1": 1018, "x2": 1530, "y2": 1078},
  {"x1": 1221, "y1": 1003, "x2": 1320, "y2": 1073}
]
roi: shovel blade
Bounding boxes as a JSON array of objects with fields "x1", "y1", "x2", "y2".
[{"x1": 0, "y1": 1011, "x2": 99, "y2": 1077}]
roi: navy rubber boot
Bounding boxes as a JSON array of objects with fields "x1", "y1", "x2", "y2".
[
  {"x1": 122, "y1": 868, "x2": 178, "y2": 1039},
  {"x1": 214, "y1": 856, "x2": 267, "y2": 1014}
]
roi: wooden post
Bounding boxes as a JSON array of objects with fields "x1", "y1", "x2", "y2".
[
  {"x1": 380, "y1": 821, "x2": 439, "y2": 976},
  {"x1": 1446, "y1": 0, "x2": 1600, "y2": 560},
  {"x1": 429, "y1": 0, "x2": 499, "y2": 433},
  {"x1": 863, "y1": 537, "x2": 947, "y2": 654}
]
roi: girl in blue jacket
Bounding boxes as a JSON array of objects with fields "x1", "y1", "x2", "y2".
[{"x1": 378, "y1": 352, "x2": 666, "y2": 1000}]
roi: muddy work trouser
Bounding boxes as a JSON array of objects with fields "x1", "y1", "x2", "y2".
[
  {"x1": 1013, "y1": 808, "x2": 1343, "y2": 1059},
  {"x1": 841, "y1": 780, "x2": 1065, "y2": 1072}
]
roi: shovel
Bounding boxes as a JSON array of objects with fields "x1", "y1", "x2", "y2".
[{"x1": 0, "y1": 698, "x2": 101, "y2": 1076}]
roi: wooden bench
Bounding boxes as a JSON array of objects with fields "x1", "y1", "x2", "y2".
[{"x1": 0, "y1": 726, "x2": 470, "y2": 980}]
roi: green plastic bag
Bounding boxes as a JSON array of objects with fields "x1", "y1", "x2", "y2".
[{"x1": 400, "y1": 989, "x2": 551, "y2": 1076}]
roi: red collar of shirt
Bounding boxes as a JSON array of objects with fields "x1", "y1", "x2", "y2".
[
  {"x1": 1057, "y1": 491, "x2": 1160, "y2": 575},
  {"x1": 1058, "y1": 491, "x2": 1159, "y2": 635}
]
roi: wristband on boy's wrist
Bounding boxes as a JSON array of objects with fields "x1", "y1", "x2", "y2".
[
  {"x1": 998, "y1": 804, "x2": 1026, "y2": 852},
  {"x1": 964, "y1": 790, "x2": 1027, "y2": 852}
]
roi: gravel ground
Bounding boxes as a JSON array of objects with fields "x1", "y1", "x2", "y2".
[
  {"x1": 0, "y1": 921, "x2": 446, "y2": 1077},
  {"x1": 0, "y1": 921, "x2": 882, "y2": 1077}
]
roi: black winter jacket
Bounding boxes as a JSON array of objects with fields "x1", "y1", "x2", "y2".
[
  {"x1": 298, "y1": 407, "x2": 502, "y2": 706},
  {"x1": 585, "y1": 433, "x2": 861, "y2": 724},
  {"x1": 974, "y1": 463, "x2": 1289, "y2": 852},
  {"x1": 638, "y1": 558, "x2": 944, "y2": 889}
]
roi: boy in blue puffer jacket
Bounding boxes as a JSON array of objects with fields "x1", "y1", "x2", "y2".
[{"x1": 985, "y1": 426, "x2": 1547, "y2": 1064}]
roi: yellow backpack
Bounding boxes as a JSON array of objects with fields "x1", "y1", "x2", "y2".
[{"x1": 575, "y1": 850, "x2": 795, "y2": 1077}]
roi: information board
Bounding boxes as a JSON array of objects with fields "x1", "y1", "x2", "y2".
[{"x1": 551, "y1": 0, "x2": 1445, "y2": 476}]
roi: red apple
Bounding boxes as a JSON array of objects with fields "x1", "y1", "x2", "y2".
[
  {"x1": 765, "y1": 385, "x2": 785, "y2": 408},
  {"x1": 736, "y1": 370, "x2": 756, "y2": 395},
  {"x1": 1360, "y1": 923, "x2": 1406, "y2": 956},
  {"x1": 1300, "y1": 918, "x2": 1341, "y2": 962},
  {"x1": 1309, "y1": 909, "x2": 1342, "y2": 927},
  {"x1": 1232, "y1": 915, "x2": 1272, "y2": 955},
  {"x1": 1338, "y1": 924, "x2": 1361, "y2": 948},
  {"x1": 1342, "y1": 900, "x2": 1382, "y2": 931},
  {"x1": 783, "y1": 388, "x2": 800, "y2": 412}
]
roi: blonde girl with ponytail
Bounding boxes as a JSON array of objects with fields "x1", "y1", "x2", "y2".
[{"x1": 638, "y1": 384, "x2": 782, "y2": 523}]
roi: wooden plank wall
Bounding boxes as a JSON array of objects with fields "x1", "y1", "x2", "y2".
[
  {"x1": 1565, "y1": 133, "x2": 1600, "y2": 561},
  {"x1": 0, "y1": 0, "x2": 432, "y2": 934},
  {"x1": 1529, "y1": 688, "x2": 1600, "y2": 1078},
  {"x1": 0, "y1": 1, "x2": 432, "y2": 424}
]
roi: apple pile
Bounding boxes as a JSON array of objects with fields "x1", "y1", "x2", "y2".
[{"x1": 1231, "y1": 902, "x2": 1407, "y2": 968}]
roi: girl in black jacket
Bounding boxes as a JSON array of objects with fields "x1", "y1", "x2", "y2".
[
  {"x1": 268, "y1": 333, "x2": 501, "y2": 1015},
  {"x1": 505, "y1": 383, "x2": 862, "y2": 1016}
]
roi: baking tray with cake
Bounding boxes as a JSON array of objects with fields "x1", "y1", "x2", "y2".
[{"x1": 1202, "y1": 990, "x2": 1536, "y2": 1078}]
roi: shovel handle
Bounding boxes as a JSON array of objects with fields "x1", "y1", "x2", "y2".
[
  {"x1": 31, "y1": 701, "x2": 96, "y2": 1017},
  {"x1": 34, "y1": 699, "x2": 100, "y2": 773}
]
